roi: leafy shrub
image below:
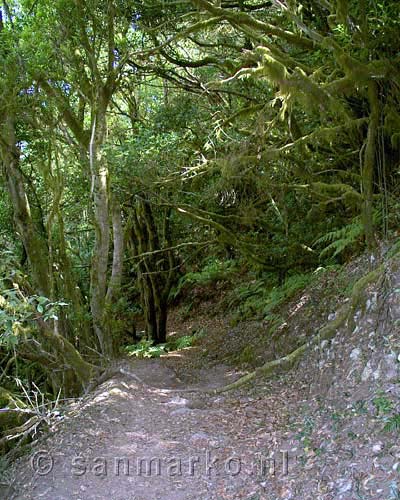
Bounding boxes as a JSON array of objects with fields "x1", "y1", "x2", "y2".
[
  {"x1": 0, "y1": 283, "x2": 68, "y2": 349},
  {"x1": 314, "y1": 219, "x2": 364, "y2": 258},
  {"x1": 125, "y1": 339, "x2": 168, "y2": 358},
  {"x1": 263, "y1": 274, "x2": 313, "y2": 317},
  {"x1": 226, "y1": 279, "x2": 272, "y2": 320}
]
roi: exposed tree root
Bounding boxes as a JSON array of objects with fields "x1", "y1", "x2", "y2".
[{"x1": 214, "y1": 263, "x2": 385, "y2": 394}]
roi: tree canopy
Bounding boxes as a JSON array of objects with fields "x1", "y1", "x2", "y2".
[{"x1": 0, "y1": 0, "x2": 399, "y2": 403}]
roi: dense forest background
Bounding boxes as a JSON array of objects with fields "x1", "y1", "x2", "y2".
[{"x1": 0, "y1": 0, "x2": 399, "y2": 429}]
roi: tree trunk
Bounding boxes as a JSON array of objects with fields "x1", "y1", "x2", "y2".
[
  {"x1": 361, "y1": 81, "x2": 379, "y2": 251},
  {"x1": 104, "y1": 196, "x2": 124, "y2": 353},
  {"x1": 130, "y1": 199, "x2": 175, "y2": 344},
  {"x1": 106, "y1": 196, "x2": 124, "y2": 304},
  {"x1": 0, "y1": 117, "x2": 99, "y2": 393},
  {"x1": 37, "y1": 318, "x2": 99, "y2": 391},
  {"x1": 89, "y1": 106, "x2": 112, "y2": 357},
  {"x1": 1, "y1": 116, "x2": 50, "y2": 297}
]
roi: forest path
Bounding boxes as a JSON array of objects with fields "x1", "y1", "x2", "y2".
[{"x1": 8, "y1": 356, "x2": 293, "y2": 500}]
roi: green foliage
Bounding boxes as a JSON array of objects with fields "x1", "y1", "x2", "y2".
[
  {"x1": 294, "y1": 415, "x2": 316, "y2": 452},
  {"x1": 314, "y1": 206, "x2": 385, "y2": 261},
  {"x1": 264, "y1": 274, "x2": 313, "y2": 317},
  {"x1": 386, "y1": 239, "x2": 400, "y2": 259},
  {"x1": 227, "y1": 272, "x2": 313, "y2": 321},
  {"x1": 1, "y1": 0, "x2": 399, "y2": 419},
  {"x1": 125, "y1": 339, "x2": 167, "y2": 359},
  {"x1": 169, "y1": 335, "x2": 196, "y2": 350},
  {"x1": 0, "y1": 281, "x2": 69, "y2": 349},
  {"x1": 227, "y1": 279, "x2": 271, "y2": 321},
  {"x1": 314, "y1": 219, "x2": 364, "y2": 259},
  {"x1": 352, "y1": 399, "x2": 368, "y2": 415},
  {"x1": 373, "y1": 396, "x2": 394, "y2": 415},
  {"x1": 124, "y1": 329, "x2": 205, "y2": 358},
  {"x1": 384, "y1": 414, "x2": 400, "y2": 433},
  {"x1": 172, "y1": 259, "x2": 238, "y2": 299}
]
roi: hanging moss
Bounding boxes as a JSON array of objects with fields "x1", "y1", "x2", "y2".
[{"x1": 336, "y1": 0, "x2": 349, "y2": 25}]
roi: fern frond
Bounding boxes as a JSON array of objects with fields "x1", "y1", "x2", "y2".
[
  {"x1": 384, "y1": 414, "x2": 400, "y2": 433},
  {"x1": 315, "y1": 209, "x2": 382, "y2": 258},
  {"x1": 314, "y1": 219, "x2": 363, "y2": 258}
]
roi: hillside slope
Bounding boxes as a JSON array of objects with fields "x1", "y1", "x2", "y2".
[{"x1": 3, "y1": 252, "x2": 400, "y2": 500}]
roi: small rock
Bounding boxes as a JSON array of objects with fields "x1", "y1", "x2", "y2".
[
  {"x1": 187, "y1": 399, "x2": 207, "y2": 410},
  {"x1": 382, "y1": 353, "x2": 399, "y2": 381},
  {"x1": 361, "y1": 361, "x2": 373, "y2": 381},
  {"x1": 389, "y1": 445, "x2": 400, "y2": 458},
  {"x1": 372, "y1": 442, "x2": 383, "y2": 454},
  {"x1": 190, "y1": 431, "x2": 210, "y2": 443},
  {"x1": 337, "y1": 477, "x2": 353, "y2": 495},
  {"x1": 212, "y1": 397, "x2": 225, "y2": 404},
  {"x1": 350, "y1": 348, "x2": 361, "y2": 360},
  {"x1": 167, "y1": 396, "x2": 188, "y2": 406},
  {"x1": 373, "y1": 367, "x2": 381, "y2": 380},
  {"x1": 239, "y1": 397, "x2": 254, "y2": 404}
]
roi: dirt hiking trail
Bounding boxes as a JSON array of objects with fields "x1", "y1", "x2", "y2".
[
  {"x1": 5, "y1": 258, "x2": 400, "y2": 500},
  {"x1": 6, "y1": 357, "x2": 298, "y2": 500}
]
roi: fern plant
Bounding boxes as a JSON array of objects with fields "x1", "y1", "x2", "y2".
[
  {"x1": 170, "y1": 259, "x2": 238, "y2": 299},
  {"x1": 315, "y1": 209, "x2": 382, "y2": 259},
  {"x1": 124, "y1": 331, "x2": 204, "y2": 358},
  {"x1": 125, "y1": 339, "x2": 167, "y2": 358},
  {"x1": 384, "y1": 414, "x2": 400, "y2": 433},
  {"x1": 314, "y1": 218, "x2": 364, "y2": 258},
  {"x1": 227, "y1": 272, "x2": 312, "y2": 321}
]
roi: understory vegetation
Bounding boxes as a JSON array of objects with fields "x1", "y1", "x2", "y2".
[{"x1": 1, "y1": 0, "x2": 400, "y2": 457}]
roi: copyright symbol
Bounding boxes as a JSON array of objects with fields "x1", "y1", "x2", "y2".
[{"x1": 31, "y1": 450, "x2": 54, "y2": 475}]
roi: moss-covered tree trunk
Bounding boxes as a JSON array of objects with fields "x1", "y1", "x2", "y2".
[
  {"x1": 0, "y1": 112, "x2": 98, "y2": 394},
  {"x1": 89, "y1": 103, "x2": 113, "y2": 357},
  {"x1": 362, "y1": 81, "x2": 379, "y2": 251},
  {"x1": 1, "y1": 116, "x2": 50, "y2": 297},
  {"x1": 130, "y1": 199, "x2": 175, "y2": 344}
]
